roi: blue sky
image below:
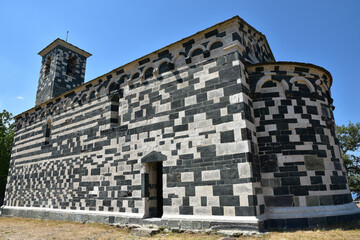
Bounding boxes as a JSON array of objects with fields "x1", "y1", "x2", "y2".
[{"x1": 0, "y1": 0, "x2": 359, "y2": 126}]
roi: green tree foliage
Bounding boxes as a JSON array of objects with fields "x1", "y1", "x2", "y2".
[
  {"x1": 0, "y1": 109, "x2": 14, "y2": 202},
  {"x1": 337, "y1": 122, "x2": 360, "y2": 200}
]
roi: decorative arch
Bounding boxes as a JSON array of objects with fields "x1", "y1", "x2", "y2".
[
  {"x1": 63, "y1": 98, "x2": 72, "y2": 110},
  {"x1": 158, "y1": 61, "x2": 170, "y2": 75},
  {"x1": 106, "y1": 81, "x2": 118, "y2": 94},
  {"x1": 96, "y1": 86, "x2": 105, "y2": 97},
  {"x1": 190, "y1": 48, "x2": 203, "y2": 57},
  {"x1": 29, "y1": 116, "x2": 35, "y2": 125},
  {"x1": 51, "y1": 104, "x2": 59, "y2": 114},
  {"x1": 128, "y1": 72, "x2": 140, "y2": 88},
  {"x1": 71, "y1": 97, "x2": 79, "y2": 108},
  {"x1": 208, "y1": 40, "x2": 224, "y2": 51},
  {"x1": 315, "y1": 79, "x2": 328, "y2": 93},
  {"x1": 119, "y1": 74, "x2": 128, "y2": 85},
  {"x1": 290, "y1": 76, "x2": 315, "y2": 93},
  {"x1": 189, "y1": 45, "x2": 206, "y2": 58},
  {"x1": 173, "y1": 53, "x2": 186, "y2": 68},
  {"x1": 88, "y1": 90, "x2": 96, "y2": 102},
  {"x1": 144, "y1": 67, "x2": 154, "y2": 80},
  {"x1": 255, "y1": 76, "x2": 289, "y2": 97}
]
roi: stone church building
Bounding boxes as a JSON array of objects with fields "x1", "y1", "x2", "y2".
[{"x1": 2, "y1": 16, "x2": 359, "y2": 230}]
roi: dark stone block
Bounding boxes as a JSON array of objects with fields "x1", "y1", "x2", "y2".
[
  {"x1": 212, "y1": 206, "x2": 224, "y2": 216},
  {"x1": 286, "y1": 218, "x2": 309, "y2": 229},
  {"x1": 220, "y1": 130, "x2": 234, "y2": 143},
  {"x1": 259, "y1": 154, "x2": 278, "y2": 173},
  {"x1": 219, "y1": 196, "x2": 239, "y2": 206},
  {"x1": 289, "y1": 186, "x2": 309, "y2": 196},
  {"x1": 332, "y1": 194, "x2": 344, "y2": 205},
  {"x1": 212, "y1": 115, "x2": 233, "y2": 125},
  {"x1": 248, "y1": 195, "x2": 257, "y2": 206},
  {"x1": 220, "y1": 169, "x2": 239, "y2": 179},
  {"x1": 310, "y1": 176, "x2": 323, "y2": 185},
  {"x1": 235, "y1": 206, "x2": 256, "y2": 216},
  {"x1": 241, "y1": 128, "x2": 252, "y2": 140},
  {"x1": 306, "y1": 196, "x2": 319, "y2": 206},
  {"x1": 201, "y1": 196, "x2": 207, "y2": 206},
  {"x1": 264, "y1": 196, "x2": 294, "y2": 207},
  {"x1": 219, "y1": 65, "x2": 241, "y2": 82},
  {"x1": 213, "y1": 185, "x2": 233, "y2": 196},
  {"x1": 182, "y1": 197, "x2": 189, "y2": 206},
  {"x1": 319, "y1": 195, "x2": 333, "y2": 206},
  {"x1": 331, "y1": 175, "x2": 347, "y2": 184},
  {"x1": 173, "y1": 124, "x2": 188, "y2": 132},
  {"x1": 197, "y1": 145, "x2": 216, "y2": 157},
  {"x1": 91, "y1": 168, "x2": 100, "y2": 175},
  {"x1": 205, "y1": 29, "x2": 218, "y2": 38},
  {"x1": 274, "y1": 187, "x2": 289, "y2": 195},
  {"x1": 171, "y1": 99, "x2": 182, "y2": 109},
  {"x1": 281, "y1": 177, "x2": 300, "y2": 186},
  {"x1": 185, "y1": 186, "x2": 195, "y2": 196},
  {"x1": 179, "y1": 206, "x2": 193, "y2": 215},
  {"x1": 304, "y1": 156, "x2": 325, "y2": 170},
  {"x1": 306, "y1": 106, "x2": 318, "y2": 115}
]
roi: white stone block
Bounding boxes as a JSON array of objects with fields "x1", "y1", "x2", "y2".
[
  {"x1": 181, "y1": 172, "x2": 194, "y2": 182},
  {"x1": 238, "y1": 163, "x2": 252, "y2": 178},
  {"x1": 202, "y1": 170, "x2": 221, "y2": 181},
  {"x1": 195, "y1": 186, "x2": 213, "y2": 196}
]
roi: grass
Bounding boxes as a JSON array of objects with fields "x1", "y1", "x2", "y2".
[
  {"x1": 1, "y1": 204, "x2": 359, "y2": 240},
  {"x1": 0, "y1": 216, "x2": 359, "y2": 240}
]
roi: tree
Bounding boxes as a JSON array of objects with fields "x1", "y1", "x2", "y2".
[
  {"x1": 0, "y1": 109, "x2": 14, "y2": 205},
  {"x1": 337, "y1": 122, "x2": 360, "y2": 201}
]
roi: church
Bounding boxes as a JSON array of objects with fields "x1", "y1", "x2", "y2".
[{"x1": 2, "y1": 16, "x2": 359, "y2": 230}]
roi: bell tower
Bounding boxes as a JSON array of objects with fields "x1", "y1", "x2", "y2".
[{"x1": 35, "y1": 38, "x2": 91, "y2": 105}]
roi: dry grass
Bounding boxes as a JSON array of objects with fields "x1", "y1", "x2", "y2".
[{"x1": 0, "y1": 216, "x2": 359, "y2": 240}]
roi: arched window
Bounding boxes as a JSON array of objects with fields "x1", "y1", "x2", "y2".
[
  {"x1": 66, "y1": 56, "x2": 77, "y2": 77},
  {"x1": 110, "y1": 95, "x2": 120, "y2": 126},
  {"x1": 44, "y1": 120, "x2": 51, "y2": 145},
  {"x1": 44, "y1": 57, "x2": 52, "y2": 77}
]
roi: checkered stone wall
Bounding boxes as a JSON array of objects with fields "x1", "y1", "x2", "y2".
[
  {"x1": 247, "y1": 63, "x2": 358, "y2": 228},
  {"x1": 35, "y1": 42, "x2": 90, "y2": 106}
]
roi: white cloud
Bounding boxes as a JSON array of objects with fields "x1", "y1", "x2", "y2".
[{"x1": 17, "y1": 96, "x2": 24, "y2": 100}]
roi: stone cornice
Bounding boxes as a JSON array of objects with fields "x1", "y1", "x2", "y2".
[{"x1": 38, "y1": 38, "x2": 92, "y2": 58}]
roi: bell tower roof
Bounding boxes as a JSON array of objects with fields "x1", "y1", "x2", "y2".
[{"x1": 38, "y1": 38, "x2": 92, "y2": 58}]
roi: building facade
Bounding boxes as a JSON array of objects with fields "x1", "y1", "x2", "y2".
[{"x1": 2, "y1": 16, "x2": 359, "y2": 230}]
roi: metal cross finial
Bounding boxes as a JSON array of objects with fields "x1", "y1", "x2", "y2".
[{"x1": 66, "y1": 31, "x2": 69, "y2": 42}]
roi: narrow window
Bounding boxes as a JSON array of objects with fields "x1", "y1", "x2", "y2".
[
  {"x1": 44, "y1": 120, "x2": 51, "y2": 145},
  {"x1": 66, "y1": 56, "x2": 77, "y2": 77},
  {"x1": 44, "y1": 57, "x2": 52, "y2": 77},
  {"x1": 110, "y1": 95, "x2": 120, "y2": 126}
]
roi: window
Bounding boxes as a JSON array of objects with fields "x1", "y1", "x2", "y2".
[
  {"x1": 44, "y1": 120, "x2": 51, "y2": 145},
  {"x1": 44, "y1": 57, "x2": 52, "y2": 77},
  {"x1": 66, "y1": 56, "x2": 77, "y2": 77},
  {"x1": 110, "y1": 95, "x2": 120, "y2": 126}
]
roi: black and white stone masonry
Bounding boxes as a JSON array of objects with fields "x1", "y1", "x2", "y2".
[
  {"x1": 35, "y1": 39, "x2": 92, "y2": 106},
  {"x1": 2, "y1": 16, "x2": 359, "y2": 230}
]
